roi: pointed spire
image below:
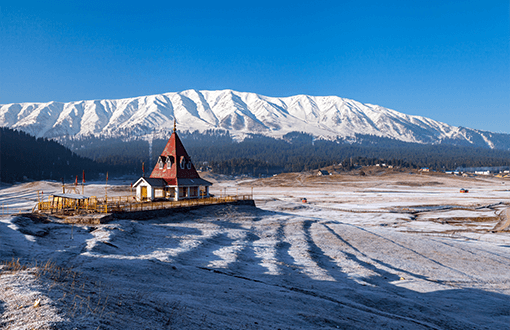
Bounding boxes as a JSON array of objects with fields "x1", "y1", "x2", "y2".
[
  {"x1": 149, "y1": 129, "x2": 201, "y2": 182},
  {"x1": 173, "y1": 119, "x2": 177, "y2": 133}
]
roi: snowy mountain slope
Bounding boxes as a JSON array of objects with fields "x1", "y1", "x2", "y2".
[{"x1": 1, "y1": 89, "x2": 509, "y2": 149}]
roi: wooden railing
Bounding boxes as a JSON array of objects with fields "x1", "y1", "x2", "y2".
[{"x1": 35, "y1": 195, "x2": 253, "y2": 215}]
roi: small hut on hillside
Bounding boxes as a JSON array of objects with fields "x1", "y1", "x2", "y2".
[{"x1": 133, "y1": 123, "x2": 212, "y2": 201}]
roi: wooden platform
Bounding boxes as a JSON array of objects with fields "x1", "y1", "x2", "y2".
[{"x1": 33, "y1": 197, "x2": 255, "y2": 224}]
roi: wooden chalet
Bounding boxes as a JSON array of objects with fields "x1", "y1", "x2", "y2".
[{"x1": 133, "y1": 124, "x2": 212, "y2": 201}]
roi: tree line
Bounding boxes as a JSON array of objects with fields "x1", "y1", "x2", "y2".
[
  {"x1": 0, "y1": 127, "x2": 104, "y2": 183},
  {"x1": 58, "y1": 130, "x2": 510, "y2": 177},
  {"x1": 2, "y1": 128, "x2": 509, "y2": 183}
]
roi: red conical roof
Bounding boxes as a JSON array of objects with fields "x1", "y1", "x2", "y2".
[{"x1": 149, "y1": 131, "x2": 201, "y2": 186}]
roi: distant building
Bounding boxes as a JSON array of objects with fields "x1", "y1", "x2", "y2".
[
  {"x1": 133, "y1": 123, "x2": 212, "y2": 201},
  {"x1": 420, "y1": 167, "x2": 430, "y2": 172},
  {"x1": 475, "y1": 170, "x2": 490, "y2": 176},
  {"x1": 456, "y1": 166, "x2": 510, "y2": 174},
  {"x1": 317, "y1": 170, "x2": 330, "y2": 176}
]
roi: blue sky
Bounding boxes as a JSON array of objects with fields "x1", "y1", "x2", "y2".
[{"x1": 1, "y1": 0, "x2": 509, "y2": 133}]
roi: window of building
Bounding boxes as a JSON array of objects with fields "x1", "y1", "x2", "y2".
[{"x1": 168, "y1": 156, "x2": 174, "y2": 169}]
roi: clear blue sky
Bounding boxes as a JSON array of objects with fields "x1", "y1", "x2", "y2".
[{"x1": 1, "y1": 0, "x2": 509, "y2": 133}]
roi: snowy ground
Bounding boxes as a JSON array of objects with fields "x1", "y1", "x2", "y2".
[{"x1": 0, "y1": 172, "x2": 509, "y2": 329}]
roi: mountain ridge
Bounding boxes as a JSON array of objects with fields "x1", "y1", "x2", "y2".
[{"x1": 1, "y1": 89, "x2": 509, "y2": 150}]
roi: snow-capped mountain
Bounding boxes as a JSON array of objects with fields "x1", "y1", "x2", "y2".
[{"x1": 1, "y1": 89, "x2": 508, "y2": 149}]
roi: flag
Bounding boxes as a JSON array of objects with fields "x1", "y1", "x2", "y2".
[
  {"x1": 142, "y1": 162, "x2": 145, "y2": 176},
  {"x1": 75, "y1": 175, "x2": 78, "y2": 186},
  {"x1": 106, "y1": 172, "x2": 108, "y2": 183},
  {"x1": 82, "y1": 170, "x2": 85, "y2": 184}
]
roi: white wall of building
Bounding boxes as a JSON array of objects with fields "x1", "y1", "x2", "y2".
[{"x1": 136, "y1": 182, "x2": 153, "y2": 201}]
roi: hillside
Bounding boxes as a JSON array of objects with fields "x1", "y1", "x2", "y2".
[
  {"x1": 0, "y1": 127, "x2": 103, "y2": 183},
  {"x1": 1, "y1": 89, "x2": 509, "y2": 150},
  {"x1": 0, "y1": 175, "x2": 509, "y2": 329},
  {"x1": 59, "y1": 131, "x2": 510, "y2": 176}
]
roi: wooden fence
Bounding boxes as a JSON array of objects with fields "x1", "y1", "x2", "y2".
[{"x1": 35, "y1": 195, "x2": 253, "y2": 215}]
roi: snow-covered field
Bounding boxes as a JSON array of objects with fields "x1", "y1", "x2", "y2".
[{"x1": 0, "y1": 172, "x2": 509, "y2": 329}]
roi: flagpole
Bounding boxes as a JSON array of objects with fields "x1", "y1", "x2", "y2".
[{"x1": 105, "y1": 172, "x2": 108, "y2": 211}]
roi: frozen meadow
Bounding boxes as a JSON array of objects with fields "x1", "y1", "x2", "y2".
[{"x1": 0, "y1": 172, "x2": 509, "y2": 329}]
